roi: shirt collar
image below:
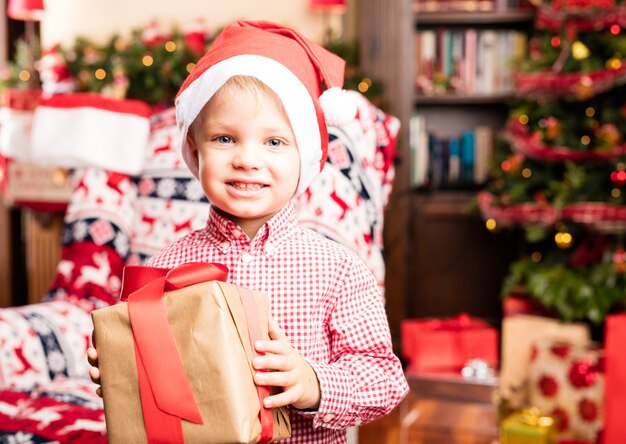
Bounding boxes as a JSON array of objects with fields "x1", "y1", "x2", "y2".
[{"x1": 205, "y1": 203, "x2": 298, "y2": 256}]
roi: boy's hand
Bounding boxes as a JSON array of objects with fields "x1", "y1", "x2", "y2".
[
  {"x1": 87, "y1": 346, "x2": 103, "y2": 398},
  {"x1": 253, "y1": 317, "x2": 320, "y2": 411}
]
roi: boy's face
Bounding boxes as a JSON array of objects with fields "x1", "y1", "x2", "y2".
[{"x1": 187, "y1": 88, "x2": 300, "y2": 237}]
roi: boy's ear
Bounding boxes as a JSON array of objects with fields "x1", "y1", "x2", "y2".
[{"x1": 186, "y1": 133, "x2": 200, "y2": 171}]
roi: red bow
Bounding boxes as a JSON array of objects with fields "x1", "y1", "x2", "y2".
[{"x1": 419, "y1": 313, "x2": 484, "y2": 332}]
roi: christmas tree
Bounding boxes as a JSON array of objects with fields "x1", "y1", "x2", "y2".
[{"x1": 479, "y1": 1, "x2": 626, "y2": 325}]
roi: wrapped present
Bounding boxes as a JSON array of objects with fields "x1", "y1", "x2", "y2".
[
  {"x1": 500, "y1": 407, "x2": 557, "y2": 444},
  {"x1": 91, "y1": 262, "x2": 291, "y2": 443},
  {"x1": 527, "y1": 339, "x2": 604, "y2": 442},
  {"x1": 604, "y1": 313, "x2": 626, "y2": 444},
  {"x1": 499, "y1": 315, "x2": 590, "y2": 408},
  {"x1": 401, "y1": 313, "x2": 498, "y2": 373}
]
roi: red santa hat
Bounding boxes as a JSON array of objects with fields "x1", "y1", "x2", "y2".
[{"x1": 175, "y1": 20, "x2": 356, "y2": 195}]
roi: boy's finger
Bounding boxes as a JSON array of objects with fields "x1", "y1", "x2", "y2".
[
  {"x1": 87, "y1": 347, "x2": 98, "y2": 366},
  {"x1": 267, "y1": 317, "x2": 289, "y2": 342},
  {"x1": 96, "y1": 387, "x2": 102, "y2": 398},
  {"x1": 89, "y1": 366, "x2": 100, "y2": 384}
]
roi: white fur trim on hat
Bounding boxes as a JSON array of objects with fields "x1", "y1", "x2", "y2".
[
  {"x1": 176, "y1": 54, "x2": 322, "y2": 195},
  {"x1": 319, "y1": 87, "x2": 357, "y2": 127}
]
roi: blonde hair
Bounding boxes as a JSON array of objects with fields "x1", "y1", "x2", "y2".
[{"x1": 189, "y1": 75, "x2": 289, "y2": 140}]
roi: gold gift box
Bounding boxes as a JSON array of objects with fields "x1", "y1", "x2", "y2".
[{"x1": 92, "y1": 279, "x2": 291, "y2": 443}]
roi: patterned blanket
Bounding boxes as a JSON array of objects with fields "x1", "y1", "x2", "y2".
[{"x1": 0, "y1": 93, "x2": 398, "y2": 442}]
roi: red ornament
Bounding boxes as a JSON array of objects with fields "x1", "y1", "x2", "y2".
[
  {"x1": 579, "y1": 398, "x2": 599, "y2": 422},
  {"x1": 611, "y1": 170, "x2": 626, "y2": 187},
  {"x1": 539, "y1": 374, "x2": 559, "y2": 397},
  {"x1": 568, "y1": 358, "x2": 598, "y2": 388}
]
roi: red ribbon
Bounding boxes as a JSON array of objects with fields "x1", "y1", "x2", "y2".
[
  {"x1": 418, "y1": 313, "x2": 485, "y2": 332},
  {"x1": 123, "y1": 263, "x2": 228, "y2": 443}
]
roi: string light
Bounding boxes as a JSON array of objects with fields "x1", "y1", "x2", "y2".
[
  {"x1": 485, "y1": 218, "x2": 497, "y2": 231},
  {"x1": 165, "y1": 41, "x2": 176, "y2": 52},
  {"x1": 572, "y1": 41, "x2": 590, "y2": 60},
  {"x1": 611, "y1": 24, "x2": 621, "y2": 35},
  {"x1": 585, "y1": 107, "x2": 595, "y2": 117},
  {"x1": 531, "y1": 251, "x2": 542, "y2": 262},
  {"x1": 18, "y1": 70, "x2": 30, "y2": 82},
  {"x1": 142, "y1": 55, "x2": 154, "y2": 66},
  {"x1": 607, "y1": 57, "x2": 622, "y2": 70},
  {"x1": 581, "y1": 135, "x2": 591, "y2": 145},
  {"x1": 358, "y1": 77, "x2": 372, "y2": 93},
  {"x1": 186, "y1": 62, "x2": 195, "y2": 73},
  {"x1": 550, "y1": 36, "x2": 560, "y2": 47},
  {"x1": 94, "y1": 68, "x2": 106, "y2": 80},
  {"x1": 555, "y1": 231, "x2": 573, "y2": 249},
  {"x1": 518, "y1": 114, "x2": 529, "y2": 125},
  {"x1": 522, "y1": 168, "x2": 532, "y2": 178},
  {"x1": 612, "y1": 188, "x2": 621, "y2": 198}
]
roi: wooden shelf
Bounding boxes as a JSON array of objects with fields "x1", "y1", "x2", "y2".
[
  {"x1": 406, "y1": 372, "x2": 498, "y2": 404},
  {"x1": 416, "y1": 93, "x2": 514, "y2": 105},
  {"x1": 416, "y1": 10, "x2": 536, "y2": 25},
  {"x1": 413, "y1": 189, "x2": 477, "y2": 217}
]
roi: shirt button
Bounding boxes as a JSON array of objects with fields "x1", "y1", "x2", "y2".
[
  {"x1": 323, "y1": 413, "x2": 333, "y2": 423},
  {"x1": 354, "y1": 418, "x2": 362, "y2": 426},
  {"x1": 221, "y1": 241, "x2": 231, "y2": 250},
  {"x1": 241, "y1": 252, "x2": 252, "y2": 264},
  {"x1": 232, "y1": 228, "x2": 242, "y2": 239}
]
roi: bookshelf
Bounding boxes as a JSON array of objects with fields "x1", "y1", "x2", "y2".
[{"x1": 359, "y1": 1, "x2": 531, "y2": 335}]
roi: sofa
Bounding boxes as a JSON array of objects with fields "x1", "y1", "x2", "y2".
[{"x1": 0, "y1": 92, "x2": 399, "y2": 442}]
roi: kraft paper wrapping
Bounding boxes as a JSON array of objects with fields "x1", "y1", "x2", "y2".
[
  {"x1": 499, "y1": 315, "x2": 590, "y2": 409},
  {"x1": 91, "y1": 280, "x2": 291, "y2": 443}
]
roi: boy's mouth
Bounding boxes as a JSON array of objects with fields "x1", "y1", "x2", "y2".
[{"x1": 228, "y1": 181, "x2": 267, "y2": 191}]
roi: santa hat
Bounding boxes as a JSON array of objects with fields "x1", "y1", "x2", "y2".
[{"x1": 175, "y1": 20, "x2": 357, "y2": 195}]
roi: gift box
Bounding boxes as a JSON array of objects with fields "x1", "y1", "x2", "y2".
[
  {"x1": 604, "y1": 313, "x2": 626, "y2": 444},
  {"x1": 401, "y1": 313, "x2": 498, "y2": 373},
  {"x1": 91, "y1": 263, "x2": 291, "y2": 443},
  {"x1": 499, "y1": 315, "x2": 590, "y2": 409},
  {"x1": 500, "y1": 407, "x2": 557, "y2": 444},
  {"x1": 527, "y1": 339, "x2": 604, "y2": 442}
]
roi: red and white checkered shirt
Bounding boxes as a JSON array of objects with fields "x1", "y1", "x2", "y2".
[{"x1": 148, "y1": 203, "x2": 408, "y2": 443}]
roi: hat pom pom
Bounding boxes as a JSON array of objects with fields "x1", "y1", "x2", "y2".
[{"x1": 319, "y1": 87, "x2": 357, "y2": 127}]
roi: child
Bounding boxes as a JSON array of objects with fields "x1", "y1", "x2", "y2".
[{"x1": 89, "y1": 20, "x2": 408, "y2": 443}]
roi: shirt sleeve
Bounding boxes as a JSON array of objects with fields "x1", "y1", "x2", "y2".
[{"x1": 306, "y1": 254, "x2": 409, "y2": 430}]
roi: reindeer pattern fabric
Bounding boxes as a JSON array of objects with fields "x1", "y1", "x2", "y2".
[{"x1": 0, "y1": 94, "x2": 398, "y2": 442}]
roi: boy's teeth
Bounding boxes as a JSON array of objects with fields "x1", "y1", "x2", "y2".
[{"x1": 232, "y1": 182, "x2": 263, "y2": 190}]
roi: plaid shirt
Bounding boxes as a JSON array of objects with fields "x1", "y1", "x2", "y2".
[{"x1": 148, "y1": 203, "x2": 408, "y2": 443}]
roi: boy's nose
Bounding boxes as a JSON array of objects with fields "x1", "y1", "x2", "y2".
[{"x1": 232, "y1": 143, "x2": 260, "y2": 169}]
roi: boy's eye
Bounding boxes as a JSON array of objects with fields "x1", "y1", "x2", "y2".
[
  {"x1": 267, "y1": 138, "x2": 283, "y2": 148},
  {"x1": 216, "y1": 135, "x2": 233, "y2": 144}
]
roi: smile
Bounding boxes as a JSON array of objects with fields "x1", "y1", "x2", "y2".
[{"x1": 228, "y1": 182, "x2": 267, "y2": 191}]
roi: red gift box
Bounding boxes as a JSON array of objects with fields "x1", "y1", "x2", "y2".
[{"x1": 401, "y1": 313, "x2": 499, "y2": 374}]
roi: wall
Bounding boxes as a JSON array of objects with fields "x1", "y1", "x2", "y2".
[{"x1": 40, "y1": 0, "x2": 343, "y2": 47}]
